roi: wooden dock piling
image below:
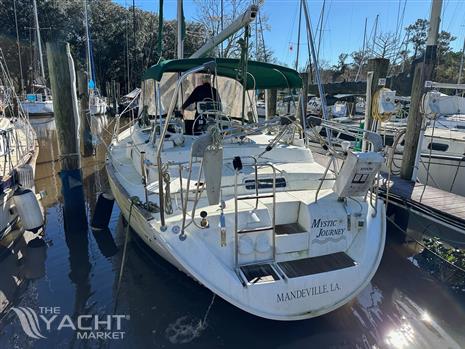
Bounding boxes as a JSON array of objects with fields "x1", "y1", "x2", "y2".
[
  {"x1": 365, "y1": 58, "x2": 389, "y2": 131},
  {"x1": 400, "y1": 0, "x2": 442, "y2": 180},
  {"x1": 47, "y1": 42, "x2": 87, "y2": 232},
  {"x1": 266, "y1": 89, "x2": 277, "y2": 120},
  {"x1": 46, "y1": 42, "x2": 80, "y2": 171}
]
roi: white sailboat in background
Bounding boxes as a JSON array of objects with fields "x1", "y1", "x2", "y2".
[
  {"x1": 20, "y1": 0, "x2": 53, "y2": 117},
  {"x1": 84, "y1": 0, "x2": 107, "y2": 115}
]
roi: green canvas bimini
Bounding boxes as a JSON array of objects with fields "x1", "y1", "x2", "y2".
[{"x1": 142, "y1": 58, "x2": 302, "y2": 90}]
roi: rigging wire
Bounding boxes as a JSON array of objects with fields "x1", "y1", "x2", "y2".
[
  {"x1": 295, "y1": 0, "x2": 303, "y2": 71},
  {"x1": 258, "y1": 12, "x2": 268, "y2": 63},
  {"x1": 13, "y1": 0, "x2": 24, "y2": 94}
]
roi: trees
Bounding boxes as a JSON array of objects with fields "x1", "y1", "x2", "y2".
[
  {"x1": 405, "y1": 18, "x2": 456, "y2": 59},
  {"x1": 372, "y1": 33, "x2": 397, "y2": 59},
  {"x1": 330, "y1": 53, "x2": 349, "y2": 82},
  {"x1": 405, "y1": 19, "x2": 428, "y2": 58},
  {"x1": 0, "y1": 0, "x2": 207, "y2": 94},
  {"x1": 193, "y1": 0, "x2": 272, "y2": 61}
]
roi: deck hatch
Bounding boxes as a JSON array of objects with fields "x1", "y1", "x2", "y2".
[{"x1": 278, "y1": 252, "x2": 356, "y2": 278}]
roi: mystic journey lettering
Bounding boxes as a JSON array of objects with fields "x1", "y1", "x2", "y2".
[
  {"x1": 312, "y1": 218, "x2": 345, "y2": 238},
  {"x1": 276, "y1": 283, "x2": 341, "y2": 303}
]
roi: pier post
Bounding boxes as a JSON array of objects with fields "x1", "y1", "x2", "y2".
[
  {"x1": 364, "y1": 58, "x2": 389, "y2": 134},
  {"x1": 265, "y1": 89, "x2": 277, "y2": 120},
  {"x1": 46, "y1": 42, "x2": 81, "y2": 171},
  {"x1": 77, "y1": 70, "x2": 93, "y2": 157},
  {"x1": 47, "y1": 42, "x2": 87, "y2": 233},
  {"x1": 401, "y1": 0, "x2": 442, "y2": 180}
]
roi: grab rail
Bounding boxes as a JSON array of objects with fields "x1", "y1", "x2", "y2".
[{"x1": 155, "y1": 62, "x2": 216, "y2": 230}]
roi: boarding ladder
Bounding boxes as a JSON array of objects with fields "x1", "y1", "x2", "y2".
[{"x1": 233, "y1": 159, "x2": 278, "y2": 286}]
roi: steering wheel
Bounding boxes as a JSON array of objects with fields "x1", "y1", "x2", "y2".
[{"x1": 192, "y1": 111, "x2": 232, "y2": 135}]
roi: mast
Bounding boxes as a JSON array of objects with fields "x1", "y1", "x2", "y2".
[
  {"x1": 13, "y1": 0, "x2": 24, "y2": 93},
  {"x1": 295, "y1": 0, "x2": 302, "y2": 70},
  {"x1": 371, "y1": 14, "x2": 379, "y2": 57},
  {"x1": 355, "y1": 17, "x2": 367, "y2": 82},
  {"x1": 132, "y1": 0, "x2": 136, "y2": 85},
  {"x1": 457, "y1": 37, "x2": 465, "y2": 85},
  {"x1": 177, "y1": 0, "x2": 184, "y2": 59},
  {"x1": 220, "y1": 0, "x2": 224, "y2": 57},
  {"x1": 84, "y1": 0, "x2": 92, "y2": 89},
  {"x1": 190, "y1": 5, "x2": 258, "y2": 59},
  {"x1": 32, "y1": 0, "x2": 45, "y2": 82},
  {"x1": 302, "y1": 1, "x2": 328, "y2": 121},
  {"x1": 125, "y1": 0, "x2": 130, "y2": 93},
  {"x1": 316, "y1": 0, "x2": 326, "y2": 62}
]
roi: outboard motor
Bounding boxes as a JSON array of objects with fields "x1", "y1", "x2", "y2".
[{"x1": 13, "y1": 188, "x2": 44, "y2": 233}]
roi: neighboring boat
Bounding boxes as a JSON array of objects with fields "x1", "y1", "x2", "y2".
[
  {"x1": 107, "y1": 58, "x2": 386, "y2": 320},
  {"x1": 21, "y1": 85, "x2": 54, "y2": 117},
  {"x1": 84, "y1": 0, "x2": 107, "y2": 115},
  {"x1": 89, "y1": 89, "x2": 107, "y2": 115},
  {"x1": 331, "y1": 101, "x2": 348, "y2": 118},
  {"x1": 120, "y1": 88, "x2": 141, "y2": 109},
  {"x1": 0, "y1": 57, "x2": 44, "y2": 243},
  {"x1": 388, "y1": 91, "x2": 465, "y2": 196},
  {"x1": 256, "y1": 99, "x2": 266, "y2": 118},
  {"x1": 307, "y1": 89, "x2": 465, "y2": 196},
  {"x1": 19, "y1": 0, "x2": 54, "y2": 118}
]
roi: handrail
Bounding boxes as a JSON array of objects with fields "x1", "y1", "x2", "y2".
[
  {"x1": 155, "y1": 62, "x2": 216, "y2": 229},
  {"x1": 306, "y1": 115, "x2": 384, "y2": 153}
]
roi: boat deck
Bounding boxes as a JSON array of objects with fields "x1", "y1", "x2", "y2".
[
  {"x1": 240, "y1": 252, "x2": 356, "y2": 285},
  {"x1": 278, "y1": 253, "x2": 356, "y2": 278},
  {"x1": 382, "y1": 175, "x2": 465, "y2": 222}
]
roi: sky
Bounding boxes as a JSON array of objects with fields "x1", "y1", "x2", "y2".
[{"x1": 114, "y1": 0, "x2": 465, "y2": 68}]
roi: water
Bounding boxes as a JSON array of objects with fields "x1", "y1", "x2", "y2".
[{"x1": 1, "y1": 116, "x2": 465, "y2": 348}]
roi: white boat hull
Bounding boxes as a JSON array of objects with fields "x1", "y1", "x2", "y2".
[
  {"x1": 392, "y1": 153, "x2": 465, "y2": 196},
  {"x1": 20, "y1": 100, "x2": 54, "y2": 117},
  {"x1": 107, "y1": 152, "x2": 386, "y2": 320},
  {"x1": 90, "y1": 102, "x2": 107, "y2": 115}
]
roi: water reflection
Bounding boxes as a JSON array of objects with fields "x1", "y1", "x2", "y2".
[{"x1": 0, "y1": 115, "x2": 464, "y2": 348}]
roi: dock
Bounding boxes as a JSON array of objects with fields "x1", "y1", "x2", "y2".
[{"x1": 380, "y1": 175, "x2": 465, "y2": 247}]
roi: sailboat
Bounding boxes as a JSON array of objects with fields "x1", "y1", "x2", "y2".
[
  {"x1": 106, "y1": 57, "x2": 386, "y2": 320},
  {"x1": 20, "y1": 0, "x2": 53, "y2": 118},
  {"x1": 84, "y1": 0, "x2": 107, "y2": 115},
  {"x1": 0, "y1": 54, "x2": 44, "y2": 242}
]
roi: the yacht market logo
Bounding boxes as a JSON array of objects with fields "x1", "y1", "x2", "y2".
[{"x1": 11, "y1": 307, "x2": 129, "y2": 340}]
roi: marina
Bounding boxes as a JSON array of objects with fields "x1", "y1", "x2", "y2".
[{"x1": 1, "y1": 0, "x2": 465, "y2": 347}]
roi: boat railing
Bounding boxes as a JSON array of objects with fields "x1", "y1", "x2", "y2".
[
  {"x1": 111, "y1": 89, "x2": 142, "y2": 143},
  {"x1": 0, "y1": 123, "x2": 34, "y2": 179},
  {"x1": 155, "y1": 61, "x2": 218, "y2": 229}
]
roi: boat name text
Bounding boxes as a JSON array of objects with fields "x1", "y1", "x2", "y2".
[
  {"x1": 276, "y1": 283, "x2": 341, "y2": 303},
  {"x1": 312, "y1": 219, "x2": 345, "y2": 238}
]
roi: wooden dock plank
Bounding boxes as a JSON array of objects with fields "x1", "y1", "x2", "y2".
[{"x1": 382, "y1": 175, "x2": 465, "y2": 222}]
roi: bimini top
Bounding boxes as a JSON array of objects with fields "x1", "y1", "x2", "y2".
[{"x1": 142, "y1": 58, "x2": 302, "y2": 90}]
